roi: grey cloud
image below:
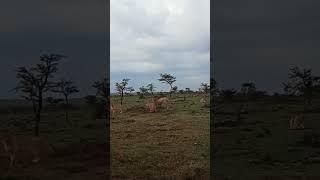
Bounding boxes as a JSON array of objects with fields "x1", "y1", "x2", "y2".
[
  {"x1": 0, "y1": 0, "x2": 107, "y2": 32},
  {"x1": 213, "y1": 0, "x2": 320, "y2": 92},
  {"x1": 111, "y1": 0, "x2": 210, "y2": 91}
]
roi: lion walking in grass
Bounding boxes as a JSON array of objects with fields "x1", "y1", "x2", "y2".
[
  {"x1": 111, "y1": 104, "x2": 123, "y2": 114},
  {"x1": 145, "y1": 96, "x2": 171, "y2": 113},
  {"x1": 289, "y1": 113, "x2": 305, "y2": 130},
  {"x1": 0, "y1": 133, "x2": 55, "y2": 168}
]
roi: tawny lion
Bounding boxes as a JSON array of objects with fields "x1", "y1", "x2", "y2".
[
  {"x1": 200, "y1": 98, "x2": 207, "y2": 103},
  {"x1": 110, "y1": 104, "x2": 123, "y2": 114},
  {"x1": 145, "y1": 102, "x2": 157, "y2": 113},
  {"x1": 145, "y1": 96, "x2": 171, "y2": 113},
  {"x1": 155, "y1": 97, "x2": 170, "y2": 109},
  {"x1": 0, "y1": 133, "x2": 55, "y2": 168},
  {"x1": 289, "y1": 113, "x2": 305, "y2": 130}
]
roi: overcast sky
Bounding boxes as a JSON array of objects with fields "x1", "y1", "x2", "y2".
[
  {"x1": 2, "y1": 0, "x2": 318, "y2": 97},
  {"x1": 213, "y1": 0, "x2": 320, "y2": 93},
  {"x1": 0, "y1": 0, "x2": 107, "y2": 99},
  {"x1": 110, "y1": 0, "x2": 210, "y2": 92}
]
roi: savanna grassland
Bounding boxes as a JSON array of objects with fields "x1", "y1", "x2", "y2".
[
  {"x1": 0, "y1": 99, "x2": 108, "y2": 180},
  {"x1": 111, "y1": 93, "x2": 210, "y2": 179},
  {"x1": 213, "y1": 96, "x2": 320, "y2": 179}
]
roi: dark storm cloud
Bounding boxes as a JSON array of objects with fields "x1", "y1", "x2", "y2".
[
  {"x1": 0, "y1": 32, "x2": 107, "y2": 98},
  {"x1": 0, "y1": 0, "x2": 107, "y2": 98},
  {"x1": 213, "y1": 0, "x2": 320, "y2": 92},
  {"x1": 0, "y1": 0, "x2": 107, "y2": 32}
]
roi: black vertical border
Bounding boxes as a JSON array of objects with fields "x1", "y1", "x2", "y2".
[
  {"x1": 210, "y1": 0, "x2": 214, "y2": 178},
  {"x1": 106, "y1": 0, "x2": 111, "y2": 179}
]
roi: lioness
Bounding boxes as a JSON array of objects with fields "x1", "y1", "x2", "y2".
[
  {"x1": 156, "y1": 97, "x2": 170, "y2": 109},
  {"x1": 289, "y1": 113, "x2": 305, "y2": 130},
  {"x1": 111, "y1": 104, "x2": 123, "y2": 114},
  {"x1": 200, "y1": 98, "x2": 207, "y2": 103},
  {"x1": 0, "y1": 133, "x2": 55, "y2": 168},
  {"x1": 145, "y1": 102, "x2": 157, "y2": 113}
]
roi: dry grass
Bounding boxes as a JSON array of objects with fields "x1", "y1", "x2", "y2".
[{"x1": 111, "y1": 94, "x2": 210, "y2": 179}]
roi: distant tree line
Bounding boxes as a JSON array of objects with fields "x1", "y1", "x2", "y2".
[
  {"x1": 113, "y1": 73, "x2": 210, "y2": 105},
  {"x1": 211, "y1": 65, "x2": 320, "y2": 107}
]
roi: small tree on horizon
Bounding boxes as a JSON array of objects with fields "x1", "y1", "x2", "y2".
[
  {"x1": 127, "y1": 87, "x2": 135, "y2": 96},
  {"x1": 210, "y1": 78, "x2": 219, "y2": 97},
  {"x1": 221, "y1": 89, "x2": 237, "y2": 101},
  {"x1": 240, "y1": 82, "x2": 257, "y2": 104},
  {"x1": 115, "y1": 78, "x2": 132, "y2": 105},
  {"x1": 240, "y1": 82, "x2": 257, "y2": 97},
  {"x1": 92, "y1": 78, "x2": 109, "y2": 119},
  {"x1": 171, "y1": 86, "x2": 178, "y2": 94},
  {"x1": 51, "y1": 79, "x2": 79, "y2": 126},
  {"x1": 147, "y1": 83, "x2": 156, "y2": 96},
  {"x1": 282, "y1": 66, "x2": 320, "y2": 106},
  {"x1": 139, "y1": 86, "x2": 149, "y2": 99},
  {"x1": 200, "y1": 83, "x2": 210, "y2": 94},
  {"x1": 158, "y1": 73, "x2": 176, "y2": 97},
  {"x1": 93, "y1": 78, "x2": 109, "y2": 100}
]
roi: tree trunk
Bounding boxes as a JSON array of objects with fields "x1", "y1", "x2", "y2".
[
  {"x1": 65, "y1": 95, "x2": 72, "y2": 126},
  {"x1": 35, "y1": 92, "x2": 43, "y2": 137},
  {"x1": 121, "y1": 91, "x2": 124, "y2": 105},
  {"x1": 32, "y1": 98, "x2": 37, "y2": 114},
  {"x1": 35, "y1": 111, "x2": 40, "y2": 137}
]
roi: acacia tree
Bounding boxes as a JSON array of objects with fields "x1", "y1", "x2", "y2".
[
  {"x1": 210, "y1": 78, "x2": 219, "y2": 97},
  {"x1": 51, "y1": 79, "x2": 79, "y2": 126},
  {"x1": 158, "y1": 73, "x2": 176, "y2": 97},
  {"x1": 171, "y1": 86, "x2": 178, "y2": 94},
  {"x1": 13, "y1": 53, "x2": 65, "y2": 136},
  {"x1": 240, "y1": 82, "x2": 256, "y2": 97},
  {"x1": 200, "y1": 83, "x2": 210, "y2": 94},
  {"x1": 139, "y1": 86, "x2": 149, "y2": 99},
  {"x1": 240, "y1": 82, "x2": 257, "y2": 104},
  {"x1": 282, "y1": 66, "x2": 320, "y2": 106},
  {"x1": 127, "y1": 87, "x2": 135, "y2": 95},
  {"x1": 115, "y1": 78, "x2": 132, "y2": 105},
  {"x1": 92, "y1": 78, "x2": 109, "y2": 119},
  {"x1": 221, "y1": 89, "x2": 237, "y2": 101},
  {"x1": 147, "y1": 83, "x2": 156, "y2": 96},
  {"x1": 93, "y1": 78, "x2": 109, "y2": 101}
]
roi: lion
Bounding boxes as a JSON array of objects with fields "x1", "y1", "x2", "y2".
[
  {"x1": 111, "y1": 104, "x2": 123, "y2": 114},
  {"x1": 156, "y1": 97, "x2": 170, "y2": 109},
  {"x1": 289, "y1": 113, "x2": 305, "y2": 130},
  {"x1": 0, "y1": 133, "x2": 55, "y2": 168},
  {"x1": 145, "y1": 102, "x2": 157, "y2": 113}
]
